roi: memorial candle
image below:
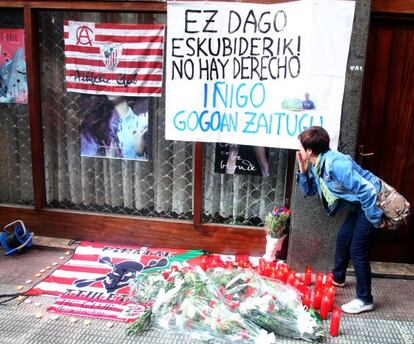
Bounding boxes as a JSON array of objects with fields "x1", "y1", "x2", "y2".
[
  {"x1": 293, "y1": 278, "x2": 302, "y2": 290},
  {"x1": 302, "y1": 291, "x2": 311, "y2": 308},
  {"x1": 330, "y1": 307, "x2": 342, "y2": 337},
  {"x1": 275, "y1": 269, "x2": 284, "y2": 281},
  {"x1": 200, "y1": 257, "x2": 208, "y2": 271},
  {"x1": 320, "y1": 295, "x2": 331, "y2": 320},
  {"x1": 315, "y1": 272, "x2": 324, "y2": 290},
  {"x1": 287, "y1": 271, "x2": 296, "y2": 286},
  {"x1": 304, "y1": 265, "x2": 312, "y2": 286},
  {"x1": 325, "y1": 272, "x2": 333, "y2": 287},
  {"x1": 327, "y1": 286, "x2": 336, "y2": 310},
  {"x1": 259, "y1": 258, "x2": 265, "y2": 268},
  {"x1": 280, "y1": 266, "x2": 289, "y2": 282},
  {"x1": 312, "y1": 290, "x2": 322, "y2": 309}
]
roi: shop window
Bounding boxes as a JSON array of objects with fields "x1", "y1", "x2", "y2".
[
  {"x1": 38, "y1": 11, "x2": 193, "y2": 220},
  {"x1": 0, "y1": 9, "x2": 33, "y2": 206},
  {"x1": 36, "y1": 10, "x2": 288, "y2": 226},
  {"x1": 202, "y1": 143, "x2": 288, "y2": 226}
]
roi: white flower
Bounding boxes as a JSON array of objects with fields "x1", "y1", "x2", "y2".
[
  {"x1": 180, "y1": 299, "x2": 197, "y2": 319},
  {"x1": 239, "y1": 297, "x2": 257, "y2": 314},
  {"x1": 229, "y1": 312, "x2": 242, "y2": 322},
  {"x1": 158, "y1": 313, "x2": 172, "y2": 329},
  {"x1": 255, "y1": 329, "x2": 276, "y2": 344},
  {"x1": 153, "y1": 279, "x2": 183, "y2": 312},
  {"x1": 148, "y1": 274, "x2": 164, "y2": 283},
  {"x1": 296, "y1": 307, "x2": 316, "y2": 335}
]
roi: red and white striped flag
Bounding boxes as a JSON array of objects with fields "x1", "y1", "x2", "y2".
[
  {"x1": 26, "y1": 242, "x2": 204, "y2": 322},
  {"x1": 64, "y1": 20, "x2": 165, "y2": 97}
]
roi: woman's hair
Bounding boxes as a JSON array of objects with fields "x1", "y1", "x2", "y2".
[
  {"x1": 80, "y1": 95, "x2": 114, "y2": 147},
  {"x1": 298, "y1": 126, "x2": 330, "y2": 154}
]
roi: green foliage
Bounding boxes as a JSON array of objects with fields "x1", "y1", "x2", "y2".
[{"x1": 265, "y1": 207, "x2": 291, "y2": 238}]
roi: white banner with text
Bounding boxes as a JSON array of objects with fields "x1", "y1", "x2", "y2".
[{"x1": 165, "y1": 0, "x2": 355, "y2": 149}]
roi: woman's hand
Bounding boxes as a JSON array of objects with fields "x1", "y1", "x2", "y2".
[{"x1": 296, "y1": 151, "x2": 309, "y2": 173}]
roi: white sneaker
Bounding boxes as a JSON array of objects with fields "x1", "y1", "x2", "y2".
[
  {"x1": 341, "y1": 299, "x2": 374, "y2": 314},
  {"x1": 333, "y1": 280, "x2": 345, "y2": 287}
]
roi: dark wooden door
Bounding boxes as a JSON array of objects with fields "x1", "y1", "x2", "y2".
[{"x1": 358, "y1": 16, "x2": 414, "y2": 263}]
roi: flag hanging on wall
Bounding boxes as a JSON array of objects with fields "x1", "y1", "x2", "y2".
[{"x1": 64, "y1": 20, "x2": 165, "y2": 97}]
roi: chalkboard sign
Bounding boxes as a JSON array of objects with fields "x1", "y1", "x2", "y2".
[{"x1": 214, "y1": 143, "x2": 269, "y2": 176}]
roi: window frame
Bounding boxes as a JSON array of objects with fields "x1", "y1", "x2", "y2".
[{"x1": 0, "y1": 0, "x2": 293, "y2": 255}]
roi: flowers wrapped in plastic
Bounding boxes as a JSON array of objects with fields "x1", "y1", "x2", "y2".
[
  {"x1": 127, "y1": 265, "x2": 326, "y2": 343},
  {"x1": 210, "y1": 268, "x2": 325, "y2": 342}
]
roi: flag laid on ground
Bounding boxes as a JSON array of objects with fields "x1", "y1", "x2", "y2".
[
  {"x1": 26, "y1": 242, "x2": 204, "y2": 322},
  {"x1": 64, "y1": 20, "x2": 165, "y2": 97}
]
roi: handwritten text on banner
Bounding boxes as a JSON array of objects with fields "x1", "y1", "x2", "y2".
[{"x1": 165, "y1": 1, "x2": 355, "y2": 149}]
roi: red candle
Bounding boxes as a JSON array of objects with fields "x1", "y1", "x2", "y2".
[
  {"x1": 293, "y1": 278, "x2": 302, "y2": 290},
  {"x1": 315, "y1": 272, "x2": 324, "y2": 290},
  {"x1": 312, "y1": 290, "x2": 322, "y2": 309},
  {"x1": 257, "y1": 265, "x2": 263, "y2": 273},
  {"x1": 304, "y1": 266, "x2": 312, "y2": 286},
  {"x1": 320, "y1": 295, "x2": 330, "y2": 319},
  {"x1": 326, "y1": 286, "x2": 336, "y2": 310},
  {"x1": 287, "y1": 272, "x2": 296, "y2": 285},
  {"x1": 236, "y1": 256, "x2": 244, "y2": 268},
  {"x1": 298, "y1": 285, "x2": 310, "y2": 296},
  {"x1": 302, "y1": 291, "x2": 311, "y2": 308},
  {"x1": 225, "y1": 262, "x2": 233, "y2": 270},
  {"x1": 330, "y1": 307, "x2": 342, "y2": 337},
  {"x1": 327, "y1": 286, "x2": 336, "y2": 297},
  {"x1": 275, "y1": 269, "x2": 285, "y2": 281},
  {"x1": 259, "y1": 257, "x2": 266, "y2": 267},
  {"x1": 325, "y1": 272, "x2": 333, "y2": 287}
]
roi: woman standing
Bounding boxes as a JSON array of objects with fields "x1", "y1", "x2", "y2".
[{"x1": 296, "y1": 126, "x2": 384, "y2": 314}]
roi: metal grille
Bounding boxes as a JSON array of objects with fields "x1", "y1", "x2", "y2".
[
  {"x1": 38, "y1": 11, "x2": 193, "y2": 220},
  {"x1": 0, "y1": 9, "x2": 33, "y2": 206},
  {"x1": 202, "y1": 143, "x2": 288, "y2": 226}
]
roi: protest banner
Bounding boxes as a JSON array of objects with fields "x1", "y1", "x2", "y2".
[{"x1": 165, "y1": 1, "x2": 355, "y2": 149}]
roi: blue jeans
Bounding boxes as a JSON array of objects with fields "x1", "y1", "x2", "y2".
[{"x1": 332, "y1": 208, "x2": 377, "y2": 304}]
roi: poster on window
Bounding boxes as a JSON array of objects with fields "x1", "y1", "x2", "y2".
[
  {"x1": 215, "y1": 144, "x2": 269, "y2": 176},
  {"x1": 80, "y1": 95, "x2": 150, "y2": 161},
  {"x1": 64, "y1": 20, "x2": 165, "y2": 97},
  {"x1": 165, "y1": 1, "x2": 355, "y2": 150},
  {"x1": 0, "y1": 29, "x2": 27, "y2": 104}
]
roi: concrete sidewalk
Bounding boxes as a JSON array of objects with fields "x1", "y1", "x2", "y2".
[{"x1": 0, "y1": 245, "x2": 413, "y2": 344}]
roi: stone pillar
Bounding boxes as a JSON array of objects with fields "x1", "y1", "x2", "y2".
[{"x1": 287, "y1": 0, "x2": 372, "y2": 272}]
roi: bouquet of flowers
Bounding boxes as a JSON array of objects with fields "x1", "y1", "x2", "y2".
[
  {"x1": 127, "y1": 266, "x2": 268, "y2": 343},
  {"x1": 127, "y1": 265, "x2": 325, "y2": 343},
  {"x1": 210, "y1": 268, "x2": 325, "y2": 342},
  {"x1": 265, "y1": 207, "x2": 291, "y2": 238}
]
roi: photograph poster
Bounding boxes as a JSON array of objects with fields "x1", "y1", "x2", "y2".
[
  {"x1": 80, "y1": 95, "x2": 150, "y2": 161},
  {"x1": 215, "y1": 143, "x2": 269, "y2": 176},
  {"x1": 0, "y1": 29, "x2": 28, "y2": 104}
]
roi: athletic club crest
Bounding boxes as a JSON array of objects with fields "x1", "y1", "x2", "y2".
[{"x1": 100, "y1": 45, "x2": 122, "y2": 71}]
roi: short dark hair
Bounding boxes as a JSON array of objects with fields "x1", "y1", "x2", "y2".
[{"x1": 298, "y1": 126, "x2": 330, "y2": 155}]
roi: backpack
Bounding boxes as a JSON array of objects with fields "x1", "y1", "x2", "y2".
[{"x1": 377, "y1": 179, "x2": 410, "y2": 230}]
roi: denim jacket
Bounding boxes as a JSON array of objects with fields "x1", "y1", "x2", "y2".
[{"x1": 296, "y1": 149, "x2": 383, "y2": 228}]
